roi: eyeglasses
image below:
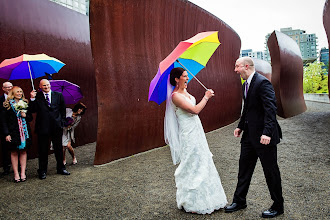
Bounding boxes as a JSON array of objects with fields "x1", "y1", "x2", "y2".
[{"x1": 3, "y1": 86, "x2": 12, "y2": 89}]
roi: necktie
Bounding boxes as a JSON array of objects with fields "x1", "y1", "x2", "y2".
[
  {"x1": 245, "y1": 81, "x2": 249, "y2": 98},
  {"x1": 45, "y1": 93, "x2": 51, "y2": 107}
]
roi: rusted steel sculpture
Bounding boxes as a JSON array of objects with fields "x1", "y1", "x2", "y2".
[
  {"x1": 90, "y1": 0, "x2": 242, "y2": 165},
  {"x1": 0, "y1": 0, "x2": 97, "y2": 161},
  {"x1": 252, "y1": 58, "x2": 272, "y2": 81},
  {"x1": 323, "y1": 0, "x2": 330, "y2": 99},
  {"x1": 267, "y1": 30, "x2": 307, "y2": 118}
]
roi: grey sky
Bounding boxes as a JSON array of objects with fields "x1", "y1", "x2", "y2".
[{"x1": 189, "y1": 0, "x2": 328, "y2": 52}]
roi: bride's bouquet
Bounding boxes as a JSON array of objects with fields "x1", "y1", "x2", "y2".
[{"x1": 13, "y1": 100, "x2": 28, "y2": 113}]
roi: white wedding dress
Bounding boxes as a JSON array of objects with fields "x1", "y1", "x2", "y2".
[{"x1": 172, "y1": 93, "x2": 227, "y2": 214}]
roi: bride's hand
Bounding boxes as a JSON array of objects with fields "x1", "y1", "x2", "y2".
[{"x1": 204, "y1": 89, "x2": 215, "y2": 100}]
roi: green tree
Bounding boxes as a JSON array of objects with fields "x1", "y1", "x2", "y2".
[{"x1": 303, "y1": 62, "x2": 328, "y2": 93}]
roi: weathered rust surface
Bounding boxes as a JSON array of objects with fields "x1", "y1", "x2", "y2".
[
  {"x1": 267, "y1": 30, "x2": 307, "y2": 118},
  {"x1": 323, "y1": 0, "x2": 330, "y2": 99},
  {"x1": 253, "y1": 58, "x2": 272, "y2": 81},
  {"x1": 0, "y1": 0, "x2": 97, "y2": 162},
  {"x1": 90, "y1": 0, "x2": 242, "y2": 165}
]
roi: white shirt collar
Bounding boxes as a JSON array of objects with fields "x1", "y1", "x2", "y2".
[
  {"x1": 246, "y1": 71, "x2": 255, "y2": 85},
  {"x1": 4, "y1": 93, "x2": 8, "y2": 99},
  {"x1": 43, "y1": 91, "x2": 52, "y2": 99}
]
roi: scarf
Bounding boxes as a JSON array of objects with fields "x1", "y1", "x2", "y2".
[{"x1": 9, "y1": 99, "x2": 29, "y2": 149}]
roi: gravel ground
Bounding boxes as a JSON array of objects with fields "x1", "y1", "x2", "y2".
[{"x1": 0, "y1": 100, "x2": 329, "y2": 219}]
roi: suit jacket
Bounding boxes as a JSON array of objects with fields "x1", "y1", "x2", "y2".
[
  {"x1": 0, "y1": 94, "x2": 5, "y2": 133},
  {"x1": 29, "y1": 91, "x2": 66, "y2": 135},
  {"x1": 0, "y1": 95, "x2": 6, "y2": 136},
  {"x1": 238, "y1": 72, "x2": 282, "y2": 147}
]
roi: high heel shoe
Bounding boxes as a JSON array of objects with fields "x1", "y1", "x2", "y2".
[
  {"x1": 72, "y1": 158, "x2": 77, "y2": 165},
  {"x1": 20, "y1": 177, "x2": 27, "y2": 182},
  {"x1": 14, "y1": 179, "x2": 20, "y2": 183}
]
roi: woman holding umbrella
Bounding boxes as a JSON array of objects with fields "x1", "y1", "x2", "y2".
[
  {"x1": 1, "y1": 86, "x2": 32, "y2": 183},
  {"x1": 165, "y1": 67, "x2": 227, "y2": 214},
  {"x1": 62, "y1": 103, "x2": 87, "y2": 165}
]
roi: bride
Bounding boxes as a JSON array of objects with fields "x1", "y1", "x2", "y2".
[{"x1": 164, "y1": 67, "x2": 227, "y2": 214}]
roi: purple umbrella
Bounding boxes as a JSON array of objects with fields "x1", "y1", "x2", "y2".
[{"x1": 49, "y1": 80, "x2": 83, "y2": 105}]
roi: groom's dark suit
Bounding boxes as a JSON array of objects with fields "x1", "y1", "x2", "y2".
[
  {"x1": 29, "y1": 91, "x2": 66, "y2": 175},
  {"x1": 234, "y1": 72, "x2": 284, "y2": 211},
  {"x1": 0, "y1": 94, "x2": 11, "y2": 173}
]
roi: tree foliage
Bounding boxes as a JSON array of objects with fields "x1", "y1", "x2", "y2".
[{"x1": 303, "y1": 62, "x2": 328, "y2": 93}]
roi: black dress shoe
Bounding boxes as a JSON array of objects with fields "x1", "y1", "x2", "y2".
[
  {"x1": 225, "y1": 203, "x2": 247, "y2": 213},
  {"x1": 262, "y1": 208, "x2": 284, "y2": 218},
  {"x1": 57, "y1": 169, "x2": 70, "y2": 175},
  {"x1": 39, "y1": 173, "x2": 47, "y2": 180}
]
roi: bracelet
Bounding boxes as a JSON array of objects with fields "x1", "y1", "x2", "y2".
[{"x1": 203, "y1": 96, "x2": 209, "y2": 101}]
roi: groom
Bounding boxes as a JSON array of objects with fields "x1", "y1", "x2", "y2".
[{"x1": 225, "y1": 57, "x2": 284, "y2": 218}]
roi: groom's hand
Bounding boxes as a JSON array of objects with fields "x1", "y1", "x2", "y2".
[
  {"x1": 234, "y1": 128, "x2": 242, "y2": 137},
  {"x1": 260, "y1": 135, "x2": 271, "y2": 145}
]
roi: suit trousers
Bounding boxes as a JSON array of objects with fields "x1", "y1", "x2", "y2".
[
  {"x1": 233, "y1": 133, "x2": 284, "y2": 210},
  {"x1": 37, "y1": 130, "x2": 65, "y2": 173},
  {"x1": 0, "y1": 136, "x2": 11, "y2": 172}
]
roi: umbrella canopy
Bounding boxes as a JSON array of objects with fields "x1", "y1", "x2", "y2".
[
  {"x1": 0, "y1": 53, "x2": 65, "y2": 90},
  {"x1": 49, "y1": 80, "x2": 83, "y2": 105},
  {"x1": 148, "y1": 31, "x2": 220, "y2": 105}
]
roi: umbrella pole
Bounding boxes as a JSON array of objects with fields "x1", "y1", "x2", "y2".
[
  {"x1": 176, "y1": 60, "x2": 208, "y2": 91},
  {"x1": 27, "y1": 61, "x2": 35, "y2": 91}
]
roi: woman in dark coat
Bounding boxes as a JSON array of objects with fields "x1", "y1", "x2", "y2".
[{"x1": 2, "y1": 86, "x2": 32, "y2": 183}]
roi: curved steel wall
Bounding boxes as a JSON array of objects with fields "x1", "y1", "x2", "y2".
[
  {"x1": 323, "y1": 0, "x2": 330, "y2": 98},
  {"x1": 90, "y1": 0, "x2": 242, "y2": 165},
  {"x1": 267, "y1": 31, "x2": 307, "y2": 118},
  {"x1": 0, "y1": 0, "x2": 97, "y2": 160},
  {"x1": 253, "y1": 58, "x2": 272, "y2": 81}
]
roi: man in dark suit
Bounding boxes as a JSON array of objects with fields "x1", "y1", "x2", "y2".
[
  {"x1": 225, "y1": 57, "x2": 284, "y2": 218},
  {"x1": 0, "y1": 81, "x2": 13, "y2": 175},
  {"x1": 30, "y1": 79, "x2": 70, "y2": 179}
]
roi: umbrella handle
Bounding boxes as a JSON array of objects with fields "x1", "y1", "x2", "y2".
[
  {"x1": 176, "y1": 60, "x2": 208, "y2": 91},
  {"x1": 27, "y1": 61, "x2": 35, "y2": 91}
]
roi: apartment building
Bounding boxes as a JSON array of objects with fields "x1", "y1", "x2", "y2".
[
  {"x1": 264, "y1": 27, "x2": 318, "y2": 63},
  {"x1": 48, "y1": 0, "x2": 89, "y2": 15}
]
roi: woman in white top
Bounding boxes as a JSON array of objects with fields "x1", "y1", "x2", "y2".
[
  {"x1": 62, "y1": 103, "x2": 86, "y2": 165},
  {"x1": 164, "y1": 67, "x2": 227, "y2": 214}
]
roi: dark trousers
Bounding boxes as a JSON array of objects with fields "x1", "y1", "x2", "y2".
[
  {"x1": 233, "y1": 136, "x2": 284, "y2": 210},
  {"x1": 38, "y1": 130, "x2": 65, "y2": 174},
  {"x1": 0, "y1": 137, "x2": 11, "y2": 172}
]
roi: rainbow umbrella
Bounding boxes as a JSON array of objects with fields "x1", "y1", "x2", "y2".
[
  {"x1": 0, "y1": 53, "x2": 65, "y2": 90},
  {"x1": 148, "y1": 31, "x2": 220, "y2": 105}
]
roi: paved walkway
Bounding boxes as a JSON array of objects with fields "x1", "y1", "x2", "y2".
[{"x1": 0, "y1": 101, "x2": 329, "y2": 219}]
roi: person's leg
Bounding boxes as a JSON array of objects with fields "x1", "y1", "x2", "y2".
[
  {"x1": 1, "y1": 138, "x2": 11, "y2": 174},
  {"x1": 10, "y1": 151, "x2": 19, "y2": 181},
  {"x1": 66, "y1": 141, "x2": 76, "y2": 164},
  {"x1": 51, "y1": 130, "x2": 65, "y2": 172},
  {"x1": 233, "y1": 139, "x2": 258, "y2": 205},
  {"x1": 63, "y1": 146, "x2": 67, "y2": 165},
  {"x1": 19, "y1": 150, "x2": 27, "y2": 181},
  {"x1": 257, "y1": 146, "x2": 284, "y2": 211},
  {"x1": 37, "y1": 134, "x2": 50, "y2": 175}
]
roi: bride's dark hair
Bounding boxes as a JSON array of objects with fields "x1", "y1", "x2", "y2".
[{"x1": 169, "y1": 67, "x2": 185, "y2": 86}]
